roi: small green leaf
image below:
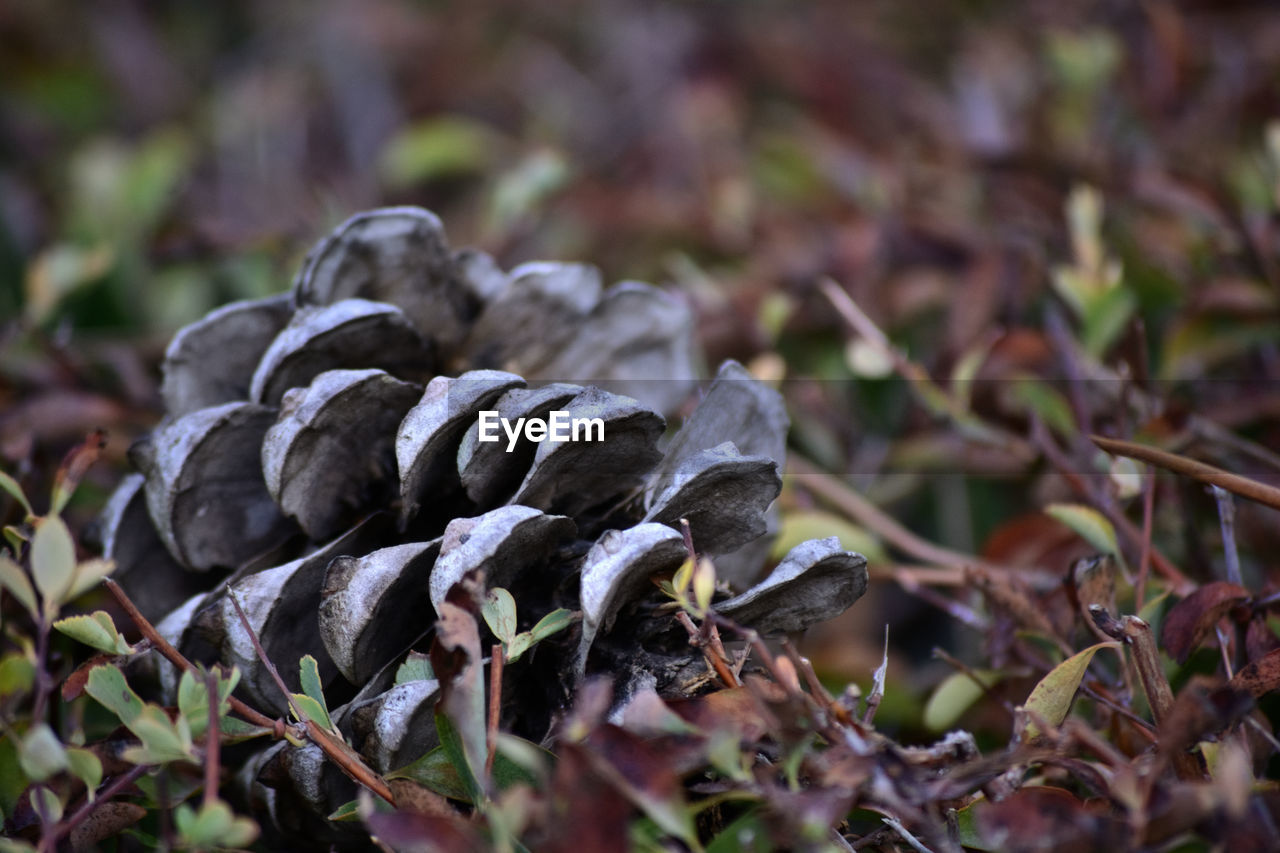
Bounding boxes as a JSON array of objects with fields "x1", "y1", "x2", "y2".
[
  {"x1": 53, "y1": 611, "x2": 135, "y2": 655},
  {"x1": 772, "y1": 510, "x2": 887, "y2": 565},
  {"x1": 127, "y1": 705, "x2": 193, "y2": 764},
  {"x1": 394, "y1": 652, "x2": 435, "y2": 685},
  {"x1": 298, "y1": 655, "x2": 332, "y2": 729},
  {"x1": 176, "y1": 799, "x2": 259, "y2": 849},
  {"x1": 65, "y1": 748, "x2": 102, "y2": 800},
  {"x1": 0, "y1": 556, "x2": 38, "y2": 620},
  {"x1": 707, "y1": 808, "x2": 770, "y2": 853},
  {"x1": 3, "y1": 525, "x2": 25, "y2": 553},
  {"x1": 31, "y1": 516, "x2": 76, "y2": 612},
  {"x1": 1022, "y1": 641, "x2": 1119, "y2": 738},
  {"x1": 529, "y1": 608, "x2": 575, "y2": 643},
  {"x1": 692, "y1": 558, "x2": 716, "y2": 615},
  {"x1": 923, "y1": 670, "x2": 1003, "y2": 733},
  {"x1": 505, "y1": 633, "x2": 533, "y2": 663},
  {"x1": 0, "y1": 471, "x2": 32, "y2": 517},
  {"x1": 951, "y1": 802, "x2": 991, "y2": 850},
  {"x1": 389, "y1": 735, "x2": 547, "y2": 803},
  {"x1": 672, "y1": 557, "x2": 694, "y2": 597},
  {"x1": 85, "y1": 665, "x2": 145, "y2": 726},
  {"x1": 481, "y1": 588, "x2": 518, "y2": 644},
  {"x1": 1044, "y1": 504, "x2": 1119, "y2": 558},
  {"x1": 18, "y1": 724, "x2": 68, "y2": 782},
  {"x1": 328, "y1": 799, "x2": 362, "y2": 822},
  {"x1": 434, "y1": 710, "x2": 484, "y2": 804},
  {"x1": 218, "y1": 717, "x2": 272, "y2": 743},
  {"x1": 289, "y1": 693, "x2": 333, "y2": 731},
  {"x1": 66, "y1": 557, "x2": 115, "y2": 600},
  {"x1": 0, "y1": 654, "x2": 35, "y2": 700},
  {"x1": 31, "y1": 786, "x2": 64, "y2": 825}
]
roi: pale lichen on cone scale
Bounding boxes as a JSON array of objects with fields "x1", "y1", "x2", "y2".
[{"x1": 100, "y1": 206, "x2": 868, "y2": 839}]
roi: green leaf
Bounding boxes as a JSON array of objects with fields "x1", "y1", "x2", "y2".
[
  {"x1": 328, "y1": 799, "x2": 362, "y2": 822},
  {"x1": 0, "y1": 838, "x2": 37, "y2": 853},
  {"x1": 1006, "y1": 379, "x2": 1077, "y2": 437},
  {"x1": 31, "y1": 516, "x2": 76, "y2": 612},
  {"x1": 66, "y1": 557, "x2": 115, "y2": 600},
  {"x1": 298, "y1": 655, "x2": 332, "y2": 729},
  {"x1": 434, "y1": 710, "x2": 484, "y2": 804},
  {"x1": 389, "y1": 735, "x2": 547, "y2": 803},
  {"x1": 771, "y1": 510, "x2": 887, "y2": 565},
  {"x1": 18, "y1": 724, "x2": 68, "y2": 782},
  {"x1": 1022, "y1": 641, "x2": 1119, "y2": 738},
  {"x1": 388, "y1": 745, "x2": 472, "y2": 801},
  {"x1": 65, "y1": 748, "x2": 102, "y2": 799},
  {"x1": 218, "y1": 716, "x2": 272, "y2": 744},
  {"x1": 692, "y1": 558, "x2": 715, "y2": 615},
  {"x1": 289, "y1": 693, "x2": 333, "y2": 731},
  {"x1": 85, "y1": 665, "x2": 145, "y2": 726},
  {"x1": 0, "y1": 556, "x2": 38, "y2": 620},
  {"x1": 923, "y1": 670, "x2": 1003, "y2": 733},
  {"x1": 3, "y1": 526, "x2": 25, "y2": 553},
  {"x1": 506, "y1": 633, "x2": 533, "y2": 663},
  {"x1": 672, "y1": 557, "x2": 694, "y2": 597},
  {"x1": 0, "y1": 472, "x2": 32, "y2": 517},
  {"x1": 394, "y1": 652, "x2": 435, "y2": 685},
  {"x1": 31, "y1": 786, "x2": 64, "y2": 825},
  {"x1": 175, "y1": 799, "x2": 259, "y2": 849},
  {"x1": 707, "y1": 808, "x2": 771, "y2": 853},
  {"x1": 0, "y1": 654, "x2": 35, "y2": 701},
  {"x1": 1081, "y1": 283, "x2": 1136, "y2": 357},
  {"x1": 951, "y1": 802, "x2": 992, "y2": 850},
  {"x1": 529, "y1": 608, "x2": 575, "y2": 643},
  {"x1": 123, "y1": 705, "x2": 192, "y2": 764},
  {"x1": 0, "y1": 735, "x2": 29, "y2": 818},
  {"x1": 1044, "y1": 504, "x2": 1119, "y2": 558},
  {"x1": 53, "y1": 611, "x2": 135, "y2": 655},
  {"x1": 176, "y1": 667, "x2": 236, "y2": 739},
  {"x1": 378, "y1": 116, "x2": 497, "y2": 188},
  {"x1": 481, "y1": 587, "x2": 518, "y2": 644}
]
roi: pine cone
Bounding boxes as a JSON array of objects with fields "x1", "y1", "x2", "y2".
[{"x1": 99, "y1": 207, "x2": 867, "y2": 839}]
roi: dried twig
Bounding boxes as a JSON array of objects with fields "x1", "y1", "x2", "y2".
[
  {"x1": 486, "y1": 642, "x2": 503, "y2": 777},
  {"x1": 1092, "y1": 434, "x2": 1280, "y2": 512},
  {"x1": 103, "y1": 579, "x2": 277, "y2": 732},
  {"x1": 225, "y1": 588, "x2": 397, "y2": 806},
  {"x1": 40, "y1": 763, "x2": 149, "y2": 851},
  {"x1": 204, "y1": 668, "x2": 221, "y2": 807}
]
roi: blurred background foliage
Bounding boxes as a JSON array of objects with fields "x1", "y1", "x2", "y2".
[{"x1": 4, "y1": 0, "x2": 1280, "y2": 744}]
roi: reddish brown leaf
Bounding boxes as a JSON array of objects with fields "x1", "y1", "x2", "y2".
[
  {"x1": 62, "y1": 653, "x2": 113, "y2": 701},
  {"x1": 363, "y1": 808, "x2": 482, "y2": 853},
  {"x1": 539, "y1": 741, "x2": 632, "y2": 853},
  {"x1": 1160, "y1": 582, "x2": 1249, "y2": 664},
  {"x1": 1229, "y1": 648, "x2": 1280, "y2": 698},
  {"x1": 668, "y1": 686, "x2": 776, "y2": 742},
  {"x1": 975, "y1": 787, "x2": 1126, "y2": 853},
  {"x1": 54, "y1": 429, "x2": 107, "y2": 504},
  {"x1": 1245, "y1": 615, "x2": 1280, "y2": 664},
  {"x1": 68, "y1": 801, "x2": 146, "y2": 850}
]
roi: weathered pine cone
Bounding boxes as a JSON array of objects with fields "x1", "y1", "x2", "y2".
[{"x1": 98, "y1": 207, "x2": 867, "y2": 838}]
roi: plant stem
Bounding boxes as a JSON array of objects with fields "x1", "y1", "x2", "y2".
[
  {"x1": 1092, "y1": 434, "x2": 1280, "y2": 512},
  {"x1": 103, "y1": 579, "x2": 277, "y2": 731}
]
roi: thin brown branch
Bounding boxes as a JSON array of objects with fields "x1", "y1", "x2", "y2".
[
  {"x1": 103, "y1": 579, "x2": 277, "y2": 731},
  {"x1": 486, "y1": 643, "x2": 503, "y2": 778},
  {"x1": 204, "y1": 668, "x2": 220, "y2": 807},
  {"x1": 787, "y1": 455, "x2": 1021, "y2": 578},
  {"x1": 1092, "y1": 434, "x2": 1280, "y2": 512},
  {"x1": 676, "y1": 610, "x2": 740, "y2": 688},
  {"x1": 42, "y1": 763, "x2": 148, "y2": 850},
  {"x1": 225, "y1": 588, "x2": 396, "y2": 806}
]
